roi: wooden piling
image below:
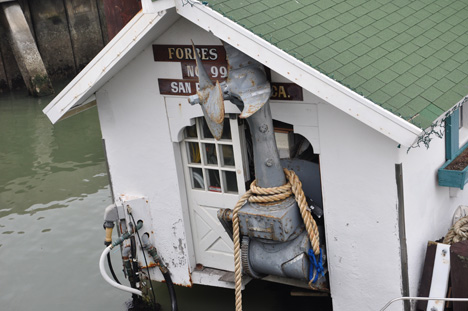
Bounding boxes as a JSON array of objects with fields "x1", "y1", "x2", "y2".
[
  {"x1": 450, "y1": 240, "x2": 468, "y2": 311},
  {"x1": 103, "y1": 0, "x2": 141, "y2": 40},
  {"x1": 96, "y1": 0, "x2": 109, "y2": 45},
  {"x1": 0, "y1": 23, "x2": 24, "y2": 90},
  {"x1": 0, "y1": 50, "x2": 8, "y2": 93},
  {"x1": 63, "y1": 0, "x2": 105, "y2": 72},
  {"x1": 0, "y1": 0, "x2": 134, "y2": 94},
  {"x1": 0, "y1": 2, "x2": 54, "y2": 96},
  {"x1": 0, "y1": 0, "x2": 35, "y2": 92},
  {"x1": 17, "y1": 0, "x2": 35, "y2": 38},
  {"x1": 28, "y1": 0, "x2": 77, "y2": 81}
]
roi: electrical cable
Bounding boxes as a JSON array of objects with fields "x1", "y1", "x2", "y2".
[
  {"x1": 129, "y1": 235, "x2": 140, "y2": 301},
  {"x1": 129, "y1": 213, "x2": 158, "y2": 310},
  {"x1": 99, "y1": 246, "x2": 143, "y2": 296},
  {"x1": 162, "y1": 271, "x2": 178, "y2": 311},
  {"x1": 141, "y1": 233, "x2": 178, "y2": 311},
  {"x1": 107, "y1": 252, "x2": 121, "y2": 284}
]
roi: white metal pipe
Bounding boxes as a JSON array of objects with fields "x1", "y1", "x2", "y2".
[
  {"x1": 380, "y1": 297, "x2": 468, "y2": 311},
  {"x1": 99, "y1": 245, "x2": 143, "y2": 296}
]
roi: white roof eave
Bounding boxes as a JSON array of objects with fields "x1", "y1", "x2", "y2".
[
  {"x1": 175, "y1": 1, "x2": 422, "y2": 147},
  {"x1": 43, "y1": 8, "x2": 179, "y2": 124}
]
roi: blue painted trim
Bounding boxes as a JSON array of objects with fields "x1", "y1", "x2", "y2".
[
  {"x1": 445, "y1": 109, "x2": 460, "y2": 160},
  {"x1": 438, "y1": 140, "x2": 468, "y2": 189}
]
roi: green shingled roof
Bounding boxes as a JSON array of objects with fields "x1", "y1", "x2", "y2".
[{"x1": 203, "y1": 0, "x2": 468, "y2": 129}]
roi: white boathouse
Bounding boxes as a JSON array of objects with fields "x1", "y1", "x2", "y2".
[{"x1": 44, "y1": 1, "x2": 468, "y2": 310}]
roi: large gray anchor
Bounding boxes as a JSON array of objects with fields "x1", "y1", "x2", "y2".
[{"x1": 188, "y1": 41, "x2": 324, "y2": 284}]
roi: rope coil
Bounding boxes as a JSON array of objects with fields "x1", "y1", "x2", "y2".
[
  {"x1": 232, "y1": 168, "x2": 322, "y2": 311},
  {"x1": 443, "y1": 216, "x2": 468, "y2": 244}
]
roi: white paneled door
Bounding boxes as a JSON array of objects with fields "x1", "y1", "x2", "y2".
[{"x1": 180, "y1": 117, "x2": 247, "y2": 271}]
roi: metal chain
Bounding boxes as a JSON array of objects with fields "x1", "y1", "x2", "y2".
[{"x1": 231, "y1": 168, "x2": 321, "y2": 311}]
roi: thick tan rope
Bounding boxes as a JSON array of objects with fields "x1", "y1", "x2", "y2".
[
  {"x1": 231, "y1": 168, "x2": 321, "y2": 311},
  {"x1": 248, "y1": 180, "x2": 292, "y2": 203},
  {"x1": 283, "y1": 169, "x2": 321, "y2": 256},
  {"x1": 232, "y1": 190, "x2": 252, "y2": 311},
  {"x1": 443, "y1": 216, "x2": 468, "y2": 244}
]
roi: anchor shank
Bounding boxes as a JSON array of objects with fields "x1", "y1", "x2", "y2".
[{"x1": 246, "y1": 101, "x2": 286, "y2": 188}]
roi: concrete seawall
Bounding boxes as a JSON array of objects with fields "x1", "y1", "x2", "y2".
[{"x1": 0, "y1": 0, "x2": 126, "y2": 94}]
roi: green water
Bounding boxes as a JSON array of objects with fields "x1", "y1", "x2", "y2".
[
  {"x1": 0, "y1": 90, "x2": 329, "y2": 311},
  {"x1": 0, "y1": 90, "x2": 127, "y2": 310}
]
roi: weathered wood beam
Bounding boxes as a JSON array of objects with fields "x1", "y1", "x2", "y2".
[
  {"x1": 95, "y1": 0, "x2": 109, "y2": 45},
  {"x1": 103, "y1": 0, "x2": 141, "y2": 40},
  {"x1": 0, "y1": 2, "x2": 53, "y2": 96},
  {"x1": 64, "y1": 0, "x2": 105, "y2": 72},
  {"x1": 17, "y1": 0, "x2": 35, "y2": 38},
  {"x1": 28, "y1": 0, "x2": 76, "y2": 81},
  {"x1": 417, "y1": 241, "x2": 451, "y2": 311},
  {"x1": 0, "y1": 8, "x2": 24, "y2": 90},
  {"x1": 450, "y1": 240, "x2": 468, "y2": 311},
  {"x1": 0, "y1": 46, "x2": 8, "y2": 92}
]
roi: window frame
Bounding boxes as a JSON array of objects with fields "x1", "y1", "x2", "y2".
[{"x1": 182, "y1": 116, "x2": 248, "y2": 194}]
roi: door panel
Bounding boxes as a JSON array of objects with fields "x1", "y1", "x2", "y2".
[{"x1": 180, "y1": 117, "x2": 247, "y2": 271}]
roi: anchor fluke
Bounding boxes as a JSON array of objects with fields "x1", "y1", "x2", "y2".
[
  {"x1": 222, "y1": 42, "x2": 271, "y2": 119},
  {"x1": 188, "y1": 41, "x2": 225, "y2": 139}
]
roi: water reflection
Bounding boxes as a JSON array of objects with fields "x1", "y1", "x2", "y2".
[
  {"x1": 0, "y1": 90, "x2": 107, "y2": 217},
  {"x1": 0, "y1": 89, "x2": 127, "y2": 311}
]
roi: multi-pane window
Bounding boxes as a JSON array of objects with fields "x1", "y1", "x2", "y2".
[{"x1": 184, "y1": 118, "x2": 239, "y2": 194}]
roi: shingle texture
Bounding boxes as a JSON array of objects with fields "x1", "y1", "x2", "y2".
[{"x1": 204, "y1": 0, "x2": 468, "y2": 129}]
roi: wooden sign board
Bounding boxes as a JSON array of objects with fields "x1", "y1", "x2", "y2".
[
  {"x1": 180, "y1": 61, "x2": 228, "y2": 81},
  {"x1": 450, "y1": 240, "x2": 468, "y2": 311},
  {"x1": 158, "y1": 79, "x2": 199, "y2": 95},
  {"x1": 154, "y1": 44, "x2": 303, "y2": 101},
  {"x1": 153, "y1": 45, "x2": 226, "y2": 62},
  {"x1": 271, "y1": 83, "x2": 303, "y2": 101},
  {"x1": 158, "y1": 78, "x2": 303, "y2": 101}
]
